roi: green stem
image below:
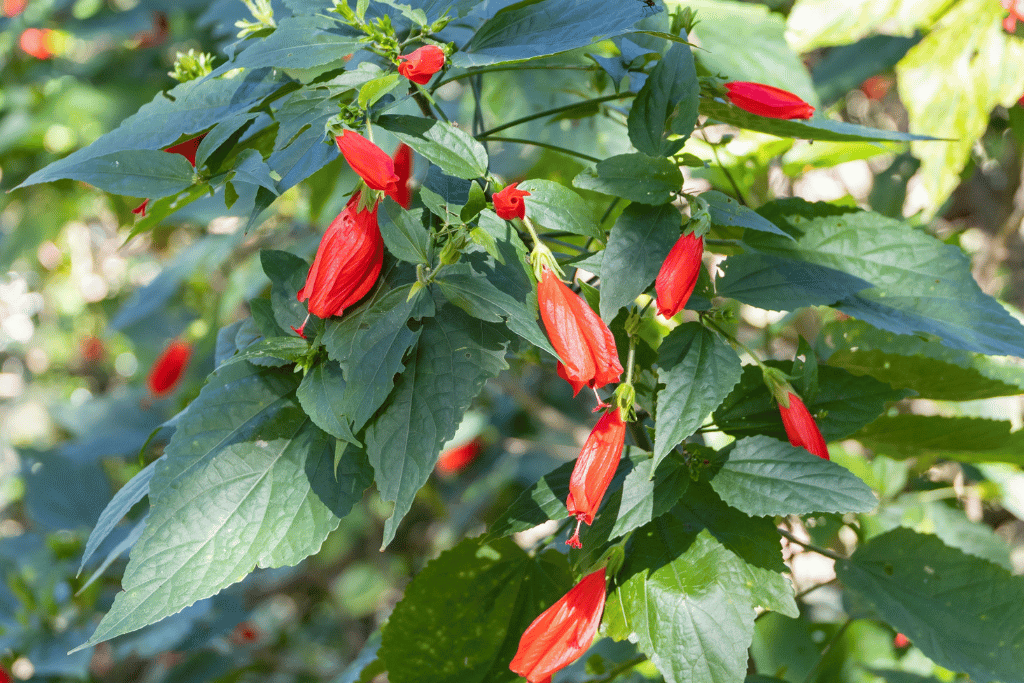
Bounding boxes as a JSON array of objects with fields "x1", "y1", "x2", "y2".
[
  {"x1": 433, "y1": 63, "x2": 595, "y2": 89},
  {"x1": 590, "y1": 654, "x2": 648, "y2": 683},
  {"x1": 478, "y1": 93, "x2": 634, "y2": 137},
  {"x1": 698, "y1": 120, "x2": 750, "y2": 207},
  {"x1": 625, "y1": 336, "x2": 637, "y2": 386},
  {"x1": 801, "y1": 618, "x2": 853, "y2": 683},
  {"x1": 777, "y1": 527, "x2": 847, "y2": 563},
  {"x1": 702, "y1": 314, "x2": 770, "y2": 372},
  {"x1": 476, "y1": 135, "x2": 601, "y2": 163}
]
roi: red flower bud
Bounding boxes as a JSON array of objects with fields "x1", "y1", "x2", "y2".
[
  {"x1": 724, "y1": 81, "x2": 815, "y2": 120},
  {"x1": 436, "y1": 438, "x2": 482, "y2": 475},
  {"x1": 894, "y1": 633, "x2": 910, "y2": 649},
  {"x1": 393, "y1": 143, "x2": 413, "y2": 209},
  {"x1": 493, "y1": 182, "x2": 530, "y2": 220},
  {"x1": 397, "y1": 45, "x2": 446, "y2": 85},
  {"x1": 509, "y1": 567, "x2": 607, "y2": 683},
  {"x1": 655, "y1": 232, "x2": 703, "y2": 318},
  {"x1": 148, "y1": 339, "x2": 192, "y2": 397},
  {"x1": 778, "y1": 391, "x2": 829, "y2": 460},
  {"x1": 537, "y1": 267, "x2": 623, "y2": 396},
  {"x1": 296, "y1": 194, "x2": 384, "y2": 328},
  {"x1": 335, "y1": 130, "x2": 400, "y2": 199},
  {"x1": 565, "y1": 409, "x2": 626, "y2": 548},
  {"x1": 132, "y1": 133, "x2": 207, "y2": 218}
]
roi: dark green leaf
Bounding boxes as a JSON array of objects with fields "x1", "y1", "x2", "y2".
[
  {"x1": 655, "y1": 323, "x2": 742, "y2": 467},
  {"x1": 261, "y1": 250, "x2": 315, "y2": 337},
  {"x1": 811, "y1": 34, "x2": 920, "y2": 106},
  {"x1": 599, "y1": 203, "x2": 681, "y2": 321},
  {"x1": 364, "y1": 306, "x2": 508, "y2": 548},
  {"x1": 486, "y1": 459, "x2": 575, "y2": 540},
  {"x1": 79, "y1": 459, "x2": 158, "y2": 575},
  {"x1": 378, "y1": 200, "x2": 431, "y2": 265},
  {"x1": 230, "y1": 15, "x2": 366, "y2": 71},
  {"x1": 711, "y1": 436, "x2": 877, "y2": 516},
  {"x1": 856, "y1": 415, "x2": 1024, "y2": 465},
  {"x1": 77, "y1": 362, "x2": 371, "y2": 650},
  {"x1": 516, "y1": 179, "x2": 601, "y2": 240},
  {"x1": 268, "y1": 86, "x2": 342, "y2": 192},
  {"x1": 573, "y1": 153, "x2": 682, "y2": 205},
  {"x1": 379, "y1": 537, "x2": 573, "y2": 683},
  {"x1": 296, "y1": 361, "x2": 359, "y2": 444},
  {"x1": 223, "y1": 337, "x2": 310, "y2": 366},
  {"x1": 714, "y1": 362, "x2": 906, "y2": 442},
  {"x1": 628, "y1": 43, "x2": 699, "y2": 156},
  {"x1": 377, "y1": 114, "x2": 488, "y2": 179},
  {"x1": 836, "y1": 528, "x2": 1024, "y2": 683},
  {"x1": 702, "y1": 190, "x2": 790, "y2": 238},
  {"x1": 45, "y1": 150, "x2": 196, "y2": 199},
  {"x1": 717, "y1": 252, "x2": 873, "y2": 310},
  {"x1": 750, "y1": 199, "x2": 1024, "y2": 357},
  {"x1": 822, "y1": 319, "x2": 1024, "y2": 400}
]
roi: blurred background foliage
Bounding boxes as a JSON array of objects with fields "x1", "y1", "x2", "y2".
[{"x1": 1, "y1": 0, "x2": 1024, "y2": 681}]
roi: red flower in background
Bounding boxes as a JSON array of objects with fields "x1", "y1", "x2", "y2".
[
  {"x1": 335, "y1": 130, "x2": 400, "y2": 199},
  {"x1": 393, "y1": 143, "x2": 413, "y2": 209},
  {"x1": 3, "y1": 0, "x2": 27, "y2": 17},
  {"x1": 565, "y1": 409, "x2": 626, "y2": 548},
  {"x1": 655, "y1": 231, "x2": 703, "y2": 319},
  {"x1": 537, "y1": 267, "x2": 623, "y2": 396},
  {"x1": 724, "y1": 81, "x2": 814, "y2": 120},
  {"x1": 19, "y1": 28, "x2": 54, "y2": 59},
  {"x1": 1003, "y1": 0, "x2": 1024, "y2": 32},
  {"x1": 510, "y1": 567, "x2": 607, "y2": 683},
  {"x1": 132, "y1": 133, "x2": 207, "y2": 217},
  {"x1": 894, "y1": 633, "x2": 911, "y2": 649},
  {"x1": 148, "y1": 339, "x2": 192, "y2": 396},
  {"x1": 493, "y1": 183, "x2": 530, "y2": 220},
  {"x1": 397, "y1": 45, "x2": 445, "y2": 85},
  {"x1": 295, "y1": 193, "x2": 383, "y2": 335},
  {"x1": 778, "y1": 391, "x2": 830, "y2": 460},
  {"x1": 436, "y1": 439, "x2": 482, "y2": 475}
]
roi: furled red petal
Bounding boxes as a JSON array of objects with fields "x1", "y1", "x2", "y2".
[
  {"x1": 724, "y1": 81, "x2": 815, "y2": 120},
  {"x1": 655, "y1": 232, "x2": 703, "y2": 318},
  {"x1": 397, "y1": 45, "x2": 446, "y2": 85},
  {"x1": 297, "y1": 194, "x2": 384, "y2": 320},
  {"x1": 335, "y1": 130, "x2": 400, "y2": 195},
  {"x1": 493, "y1": 182, "x2": 530, "y2": 220},
  {"x1": 569, "y1": 292, "x2": 623, "y2": 390},
  {"x1": 392, "y1": 143, "x2": 413, "y2": 209},
  {"x1": 509, "y1": 568, "x2": 607, "y2": 683},
  {"x1": 779, "y1": 391, "x2": 830, "y2": 460},
  {"x1": 565, "y1": 409, "x2": 626, "y2": 527},
  {"x1": 148, "y1": 339, "x2": 192, "y2": 396},
  {"x1": 436, "y1": 439, "x2": 481, "y2": 475}
]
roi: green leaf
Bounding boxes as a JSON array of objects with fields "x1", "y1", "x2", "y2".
[
  {"x1": 856, "y1": 415, "x2": 1024, "y2": 466},
  {"x1": 714, "y1": 362, "x2": 906, "y2": 442},
  {"x1": 655, "y1": 322, "x2": 742, "y2": 467},
  {"x1": 436, "y1": 263, "x2": 554, "y2": 355},
  {"x1": 377, "y1": 114, "x2": 488, "y2": 180},
  {"x1": 76, "y1": 362, "x2": 372, "y2": 650},
  {"x1": 230, "y1": 15, "x2": 367, "y2": 71},
  {"x1": 823, "y1": 319, "x2": 1024, "y2": 400},
  {"x1": 364, "y1": 306, "x2": 508, "y2": 548},
  {"x1": 261, "y1": 250, "x2": 314, "y2": 337},
  {"x1": 379, "y1": 537, "x2": 573, "y2": 683},
  {"x1": 598, "y1": 203, "x2": 681, "y2": 321},
  {"x1": 296, "y1": 361, "x2": 360, "y2": 444},
  {"x1": 268, "y1": 85, "x2": 343, "y2": 192},
  {"x1": 573, "y1": 153, "x2": 683, "y2": 205},
  {"x1": 836, "y1": 528, "x2": 1024, "y2": 683},
  {"x1": 486, "y1": 459, "x2": 575, "y2": 540},
  {"x1": 378, "y1": 200, "x2": 431, "y2": 265},
  {"x1": 605, "y1": 487, "x2": 795, "y2": 683},
  {"x1": 358, "y1": 73, "x2": 403, "y2": 109},
  {"x1": 717, "y1": 252, "x2": 874, "y2": 310},
  {"x1": 41, "y1": 150, "x2": 196, "y2": 199},
  {"x1": 787, "y1": 0, "x2": 951, "y2": 52},
  {"x1": 811, "y1": 34, "x2": 920, "y2": 106},
  {"x1": 897, "y1": 0, "x2": 1024, "y2": 216},
  {"x1": 690, "y1": 0, "x2": 818, "y2": 104},
  {"x1": 516, "y1": 179, "x2": 601, "y2": 240},
  {"x1": 223, "y1": 337, "x2": 310, "y2": 367},
  {"x1": 324, "y1": 284, "x2": 434, "y2": 432},
  {"x1": 628, "y1": 43, "x2": 699, "y2": 156},
  {"x1": 750, "y1": 199, "x2": 1024, "y2": 357},
  {"x1": 700, "y1": 99, "x2": 938, "y2": 142},
  {"x1": 702, "y1": 190, "x2": 790, "y2": 238},
  {"x1": 711, "y1": 436, "x2": 877, "y2": 516},
  {"x1": 454, "y1": 0, "x2": 649, "y2": 67}
]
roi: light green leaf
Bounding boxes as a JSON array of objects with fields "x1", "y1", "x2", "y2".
[
  {"x1": 516, "y1": 179, "x2": 601, "y2": 240},
  {"x1": 377, "y1": 114, "x2": 488, "y2": 179},
  {"x1": 573, "y1": 153, "x2": 683, "y2": 205}
]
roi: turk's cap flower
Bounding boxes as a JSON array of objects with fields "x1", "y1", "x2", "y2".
[
  {"x1": 392, "y1": 143, "x2": 413, "y2": 209},
  {"x1": 724, "y1": 81, "x2": 815, "y2": 120},
  {"x1": 566, "y1": 407, "x2": 627, "y2": 548},
  {"x1": 493, "y1": 182, "x2": 530, "y2": 220},
  {"x1": 436, "y1": 439, "x2": 482, "y2": 475},
  {"x1": 148, "y1": 339, "x2": 192, "y2": 396},
  {"x1": 509, "y1": 567, "x2": 607, "y2": 683},
  {"x1": 335, "y1": 129, "x2": 401, "y2": 198},
  {"x1": 778, "y1": 390, "x2": 830, "y2": 460},
  {"x1": 655, "y1": 231, "x2": 704, "y2": 319},
  {"x1": 397, "y1": 44, "x2": 446, "y2": 84}
]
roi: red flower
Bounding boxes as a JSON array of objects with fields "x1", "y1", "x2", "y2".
[
  {"x1": 724, "y1": 81, "x2": 814, "y2": 120},
  {"x1": 436, "y1": 439, "x2": 482, "y2": 475},
  {"x1": 894, "y1": 633, "x2": 910, "y2": 649},
  {"x1": 132, "y1": 133, "x2": 207, "y2": 217},
  {"x1": 493, "y1": 182, "x2": 530, "y2": 220},
  {"x1": 537, "y1": 267, "x2": 623, "y2": 396},
  {"x1": 148, "y1": 339, "x2": 192, "y2": 396},
  {"x1": 393, "y1": 143, "x2": 413, "y2": 209},
  {"x1": 397, "y1": 45, "x2": 446, "y2": 85},
  {"x1": 3, "y1": 0, "x2": 28, "y2": 17},
  {"x1": 509, "y1": 567, "x2": 607, "y2": 683},
  {"x1": 1004, "y1": 0, "x2": 1024, "y2": 32},
  {"x1": 655, "y1": 232, "x2": 703, "y2": 318},
  {"x1": 19, "y1": 28, "x2": 54, "y2": 59},
  {"x1": 296, "y1": 193, "x2": 383, "y2": 332},
  {"x1": 335, "y1": 130, "x2": 400, "y2": 199},
  {"x1": 565, "y1": 409, "x2": 626, "y2": 548},
  {"x1": 779, "y1": 391, "x2": 830, "y2": 460}
]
